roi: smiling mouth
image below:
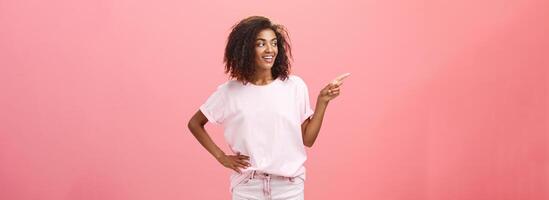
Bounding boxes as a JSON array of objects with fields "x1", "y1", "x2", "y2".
[{"x1": 262, "y1": 55, "x2": 274, "y2": 63}]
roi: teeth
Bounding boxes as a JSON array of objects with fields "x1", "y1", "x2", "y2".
[{"x1": 263, "y1": 56, "x2": 273, "y2": 59}]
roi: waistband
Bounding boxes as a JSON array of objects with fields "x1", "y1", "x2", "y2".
[
  {"x1": 248, "y1": 170, "x2": 296, "y2": 181},
  {"x1": 246, "y1": 170, "x2": 297, "y2": 200}
]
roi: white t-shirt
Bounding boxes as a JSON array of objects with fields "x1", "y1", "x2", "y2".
[{"x1": 200, "y1": 75, "x2": 314, "y2": 191}]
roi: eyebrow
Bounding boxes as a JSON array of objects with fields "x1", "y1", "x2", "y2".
[{"x1": 256, "y1": 38, "x2": 277, "y2": 42}]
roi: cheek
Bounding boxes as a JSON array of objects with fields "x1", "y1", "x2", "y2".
[{"x1": 254, "y1": 49, "x2": 261, "y2": 59}]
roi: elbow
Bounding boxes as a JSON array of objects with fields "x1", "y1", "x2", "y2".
[
  {"x1": 187, "y1": 119, "x2": 200, "y2": 132},
  {"x1": 303, "y1": 140, "x2": 314, "y2": 148},
  {"x1": 187, "y1": 120, "x2": 193, "y2": 130},
  {"x1": 302, "y1": 132, "x2": 314, "y2": 148},
  {"x1": 302, "y1": 130, "x2": 315, "y2": 148},
  {"x1": 187, "y1": 121, "x2": 195, "y2": 133},
  {"x1": 188, "y1": 117, "x2": 206, "y2": 133}
]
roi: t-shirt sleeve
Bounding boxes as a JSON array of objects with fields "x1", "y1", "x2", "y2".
[
  {"x1": 199, "y1": 85, "x2": 227, "y2": 125},
  {"x1": 297, "y1": 77, "x2": 315, "y2": 123}
]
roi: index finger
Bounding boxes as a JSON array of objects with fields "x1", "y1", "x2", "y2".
[{"x1": 331, "y1": 73, "x2": 351, "y2": 85}]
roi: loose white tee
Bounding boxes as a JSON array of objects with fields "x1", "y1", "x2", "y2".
[{"x1": 199, "y1": 75, "x2": 314, "y2": 191}]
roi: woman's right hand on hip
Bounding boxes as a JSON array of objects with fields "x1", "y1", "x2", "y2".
[{"x1": 216, "y1": 152, "x2": 251, "y2": 173}]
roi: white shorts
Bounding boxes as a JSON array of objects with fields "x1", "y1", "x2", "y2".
[{"x1": 231, "y1": 171, "x2": 305, "y2": 200}]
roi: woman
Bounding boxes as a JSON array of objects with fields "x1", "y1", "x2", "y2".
[{"x1": 187, "y1": 16, "x2": 349, "y2": 200}]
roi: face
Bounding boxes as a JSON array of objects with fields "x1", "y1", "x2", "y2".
[{"x1": 254, "y1": 28, "x2": 278, "y2": 70}]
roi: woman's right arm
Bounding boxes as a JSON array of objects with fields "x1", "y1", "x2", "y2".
[{"x1": 187, "y1": 110, "x2": 250, "y2": 173}]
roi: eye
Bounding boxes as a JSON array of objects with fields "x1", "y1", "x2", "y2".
[
  {"x1": 257, "y1": 42, "x2": 265, "y2": 47},
  {"x1": 272, "y1": 42, "x2": 277, "y2": 47}
]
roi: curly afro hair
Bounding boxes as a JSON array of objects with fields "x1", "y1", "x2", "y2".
[{"x1": 224, "y1": 16, "x2": 292, "y2": 84}]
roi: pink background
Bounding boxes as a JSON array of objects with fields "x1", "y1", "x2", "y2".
[{"x1": 1, "y1": 0, "x2": 547, "y2": 199}]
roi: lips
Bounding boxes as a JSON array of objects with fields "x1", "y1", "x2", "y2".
[{"x1": 262, "y1": 55, "x2": 274, "y2": 63}]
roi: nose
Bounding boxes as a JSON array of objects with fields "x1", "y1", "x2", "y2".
[{"x1": 265, "y1": 43, "x2": 274, "y2": 53}]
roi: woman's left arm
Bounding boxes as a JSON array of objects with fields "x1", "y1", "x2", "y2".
[{"x1": 302, "y1": 73, "x2": 350, "y2": 147}]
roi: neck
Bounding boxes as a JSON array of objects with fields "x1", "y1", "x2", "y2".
[{"x1": 252, "y1": 69, "x2": 273, "y2": 85}]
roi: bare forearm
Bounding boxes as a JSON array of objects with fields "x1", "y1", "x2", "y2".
[
  {"x1": 187, "y1": 123, "x2": 225, "y2": 159},
  {"x1": 303, "y1": 99, "x2": 329, "y2": 147}
]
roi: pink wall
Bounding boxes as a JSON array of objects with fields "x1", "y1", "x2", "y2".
[{"x1": 1, "y1": 0, "x2": 547, "y2": 199}]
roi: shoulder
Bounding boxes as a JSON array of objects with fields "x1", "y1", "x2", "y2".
[{"x1": 215, "y1": 79, "x2": 243, "y2": 91}]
